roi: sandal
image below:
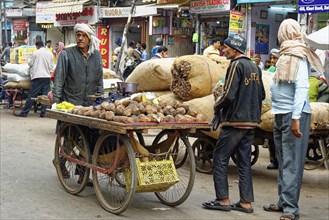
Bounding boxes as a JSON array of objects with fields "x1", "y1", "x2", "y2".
[
  {"x1": 202, "y1": 200, "x2": 231, "y2": 211},
  {"x1": 280, "y1": 214, "x2": 299, "y2": 220},
  {"x1": 230, "y1": 202, "x2": 254, "y2": 213},
  {"x1": 263, "y1": 203, "x2": 283, "y2": 212}
]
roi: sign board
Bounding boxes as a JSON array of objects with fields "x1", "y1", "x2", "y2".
[
  {"x1": 99, "y1": 6, "x2": 157, "y2": 18},
  {"x1": 36, "y1": 1, "x2": 56, "y2": 23},
  {"x1": 6, "y1": 9, "x2": 23, "y2": 17},
  {"x1": 228, "y1": 10, "x2": 244, "y2": 36},
  {"x1": 298, "y1": 0, "x2": 329, "y2": 13},
  {"x1": 190, "y1": 0, "x2": 230, "y2": 14},
  {"x1": 13, "y1": 20, "x2": 27, "y2": 31},
  {"x1": 97, "y1": 25, "x2": 110, "y2": 68},
  {"x1": 53, "y1": 6, "x2": 98, "y2": 27}
]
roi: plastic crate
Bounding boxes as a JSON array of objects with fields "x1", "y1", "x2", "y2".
[{"x1": 125, "y1": 156, "x2": 180, "y2": 193}]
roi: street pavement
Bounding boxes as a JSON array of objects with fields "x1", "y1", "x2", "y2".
[{"x1": 0, "y1": 107, "x2": 328, "y2": 220}]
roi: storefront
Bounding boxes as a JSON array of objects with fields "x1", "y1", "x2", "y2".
[{"x1": 189, "y1": 0, "x2": 232, "y2": 54}]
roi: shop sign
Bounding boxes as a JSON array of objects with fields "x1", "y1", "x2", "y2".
[
  {"x1": 228, "y1": 10, "x2": 244, "y2": 36},
  {"x1": 97, "y1": 25, "x2": 110, "y2": 68},
  {"x1": 157, "y1": 0, "x2": 189, "y2": 5},
  {"x1": 99, "y1": 6, "x2": 157, "y2": 18},
  {"x1": 36, "y1": 1, "x2": 56, "y2": 24},
  {"x1": 190, "y1": 0, "x2": 230, "y2": 14},
  {"x1": 13, "y1": 20, "x2": 27, "y2": 31},
  {"x1": 53, "y1": 6, "x2": 98, "y2": 27},
  {"x1": 298, "y1": 0, "x2": 329, "y2": 13},
  {"x1": 6, "y1": 9, "x2": 23, "y2": 17}
]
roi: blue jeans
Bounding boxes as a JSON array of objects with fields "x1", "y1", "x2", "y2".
[
  {"x1": 20, "y1": 78, "x2": 50, "y2": 116},
  {"x1": 213, "y1": 126, "x2": 255, "y2": 202},
  {"x1": 274, "y1": 112, "x2": 311, "y2": 217}
]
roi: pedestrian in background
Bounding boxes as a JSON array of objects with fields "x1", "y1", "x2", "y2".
[
  {"x1": 202, "y1": 34, "x2": 265, "y2": 214},
  {"x1": 140, "y1": 43, "x2": 149, "y2": 62},
  {"x1": 151, "y1": 37, "x2": 163, "y2": 57},
  {"x1": 16, "y1": 40, "x2": 54, "y2": 117},
  {"x1": 151, "y1": 46, "x2": 168, "y2": 59},
  {"x1": 1, "y1": 42, "x2": 13, "y2": 64},
  {"x1": 254, "y1": 54, "x2": 265, "y2": 70},
  {"x1": 263, "y1": 19, "x2": 324, "y2": 220},
  {"x1": 203, "y1": 39, "x2": 221, "y2": 63}
]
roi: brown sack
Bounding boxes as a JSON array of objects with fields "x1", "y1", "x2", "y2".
[
  {"x1": 184, "y1": 95, "x2": 220, "y2": 139},
  {"x1": 4, "y1": 80, "x2": 31, "y2": 89},
  {"x1": 126, "y1": 58, "x2": 175, "y2": 91},
  {"x1": 171, "y1": 55, "x2": 227, "y2": 101},
  {"x1": 260, "y1": 102, "x2": 329, "y2": 132},
  {"x1": 261, "y1": 71, "x2": 273, "y2": 114}
]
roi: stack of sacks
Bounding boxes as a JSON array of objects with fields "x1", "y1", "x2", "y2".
[
  {"x1": 126, "y1": 58, "x2": 175, "y2": 92},
  {"x1": 3, "y1": 63, "x2": 31, "y2": 89},
  {"x1": 261, "y1": 102, "x2": 329, "y2": 132},
  {"x1": 170, "y1": 55, "x2": 227, "y2": 101}
]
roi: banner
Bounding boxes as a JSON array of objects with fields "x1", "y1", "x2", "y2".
[
  {"x1": 190, "y1": 0, "x2": 230, "y2": 14},
  {"x1": 255, "y1": 24, "x2": 269, "y2": 54},
  {"x1": 228, "y1": 10, "x2": 244, "y2": 36},
  {"x1": 97, "y1": 25, "x2": 110, "y2": 68},
  {"x1": 298, "y1": 0, "x2": 329, "y2": 13}
]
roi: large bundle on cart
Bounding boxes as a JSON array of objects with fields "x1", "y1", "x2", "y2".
[
  {"x1": 170, "y1": 55, "x2": 229, "y2": 101},
  {"x1": 126, "y1": 58, "x2": 175, "y2": 91},
  {"x1": 260, "y1": 102, "x2": 329, "y2": 132}
]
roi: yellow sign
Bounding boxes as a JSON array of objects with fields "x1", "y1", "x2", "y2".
[
  {"x1": 157, "y1": 0, "x2": 189, "y2": 5},
  {"x1": 229, "y1": 10, "x2": 244, "y2": 35}
]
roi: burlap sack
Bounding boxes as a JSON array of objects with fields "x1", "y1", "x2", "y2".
[
  {"x1": 260, "y1": 102, "x2": 329, "y2": 132},
  {"x1": 4, "y1": 80, "x2": 31, "y2": 89},
  {"x1": 309, "y1": 102, "x2": 329, "y2": 130},
  {"x1": 126, "y1": 58, "x2": 175, "y2": 91},
  {"x1": 157, "y1": 93, "x2": 183, "y2": 103},
  {"x1": 261, "y1": 71, "x2": 273, "y2": 114},
  {"x1": 171, "y1": 55, "x2": 227, "y2": 101},
  {"x1": 184, "y1": 95, "x2": 220, "y2": 139}
]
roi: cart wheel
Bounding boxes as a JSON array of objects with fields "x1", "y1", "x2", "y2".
[
  {"x1": 152, "y1": 130, "x2": 195, "y2": 206},
  {"x1": 92, "y1": 133, "x2": 137, "y2": 214},
  {"x1": 54, "y1": 122, "x2": 91, "y2": 195},
  {"x1": 231, "y1": 144, "x2": 259, "y2": 166},
  {"x1": 192, "y1": 138, "x2": 214, "y2": 174},
  {"x1": 307, "y1": 137, "x2": 323, "y2": 161}
]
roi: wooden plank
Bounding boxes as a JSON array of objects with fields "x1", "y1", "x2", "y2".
[{"x1": 46, "y1": 109, "x2": 212, "y2": 133}]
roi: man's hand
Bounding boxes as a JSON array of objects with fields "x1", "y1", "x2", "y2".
[{"x1": 291, "y1": 119, "x2": 303, "y2": 138}]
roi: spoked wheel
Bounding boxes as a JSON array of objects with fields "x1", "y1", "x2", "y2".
[
  {"x1": 192, "y1": 138, "x2": 215, "y2": 174},
  {"x1": 151, "y1": 130, "x2": 195, "y2": 206},
  {"x1": 307, "y1": 137, "x2": 323, "y2": 161},
  {"x1": 54, "y1": 122, "x2": 91, "y2": 195},
  {"x1": 92, "y1": 133, "x2": 137, "y2": 214},
  {"x1": 231, "y1": 144, "x2": 259, "y2": 166}
]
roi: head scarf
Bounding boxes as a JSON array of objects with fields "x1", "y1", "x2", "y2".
[
  {"x1": 270, "y1": 48, "x2": 280, "y2": 58},
  {"x1": 274, "y1": 19, "x2": 324, "y2": 83},
  {"x1": 56, "y1": 42, "x2": 65, "y2": 59},
  {"x1": 74, "y1": 23, "x2": 100, "y2": 55}
]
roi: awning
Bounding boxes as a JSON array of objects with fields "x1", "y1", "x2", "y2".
[{"x1": 43, "y1": 0, "x2": 91, "y2": 14}]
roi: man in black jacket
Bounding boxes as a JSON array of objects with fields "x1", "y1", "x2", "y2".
[{"x1": 203, "y1": 34, "x2": 265, "y2": 214}]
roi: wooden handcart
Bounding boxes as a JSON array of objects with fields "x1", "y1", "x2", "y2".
[{"x1": 46, "y1": 109, "x2": 212, "y2": 214}]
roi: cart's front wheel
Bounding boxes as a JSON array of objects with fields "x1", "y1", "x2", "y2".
[
  {"x1": 92, "y1": 133, "x2": 137, "y2": 214},
  {"x1": 54, "y1": 122, "x2": 91, "y2": 195},
  {"x1": 152, "y1": 130, "x2": 195, "y2": 206}
]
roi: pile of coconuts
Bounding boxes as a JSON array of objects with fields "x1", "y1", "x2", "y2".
[{"x1": 68, "y1": 94, "x2": 206, "y2": 124}]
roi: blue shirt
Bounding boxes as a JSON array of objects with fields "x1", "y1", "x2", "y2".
[
  {"x1": 141, "y1": 50, "x2": 149, "y2": 62},
  {"x1": 270, "y1": 59, "x2": 311, "y2": 119}
]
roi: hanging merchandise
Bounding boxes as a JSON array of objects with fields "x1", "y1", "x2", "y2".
[{"x1": 192, "y1": 32, "x2": 199, "y2": 43}]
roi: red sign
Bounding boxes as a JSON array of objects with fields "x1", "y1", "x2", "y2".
[
  {"x1": 13, "y1": 20, "x2": 27, "y2": 31},
  {"x1": 97, "y1": 25, "x2": 110, "y2": 68}
]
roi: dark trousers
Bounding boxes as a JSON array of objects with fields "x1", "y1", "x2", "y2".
[
  {"x1": 269, "y1": 139, "x2": 278, "y2": 165},
  {"x1": 213, "y1": 126, "x2": 255, "y2": 202},
  {"x1": 20, "y1": 78, "x2": 50, "y2": 116}
]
